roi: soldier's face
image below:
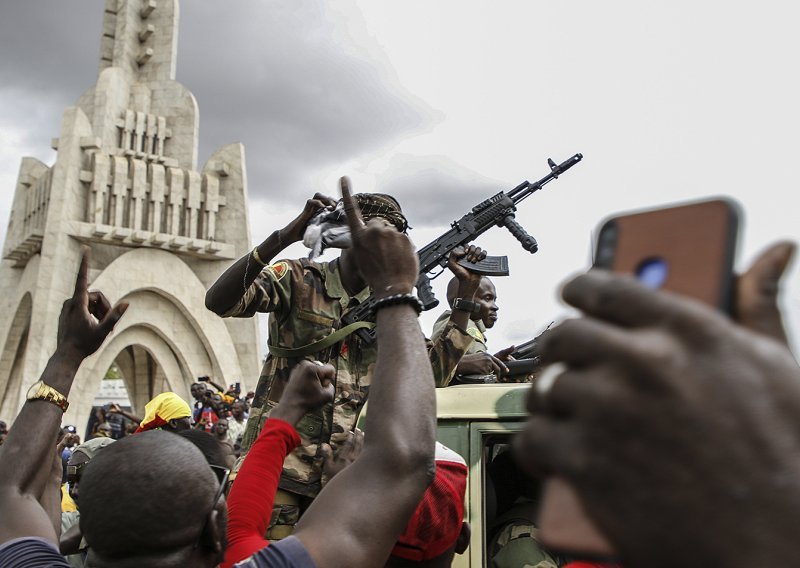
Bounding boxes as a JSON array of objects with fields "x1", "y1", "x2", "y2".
[{"x1": 473, "y1": 278, "x2": 499, "y2": 328}]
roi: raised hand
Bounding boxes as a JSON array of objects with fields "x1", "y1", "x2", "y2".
[
  {"x1": 447, "y1": 244, "x2": 486, "y2": 285},
  {"x1": 271, "y1": 360, "x2": 336, "y2": 426},
  {"x1": 517, "y1": 254, "x2": 800, "y2": 568},
  {"x1": 282, "y1": 193, "x2": 337, "y2": 244},
  {"x1": 320, "y1": 428, "x2": 364, "y2": 481},
  {"x1": 341, "y1": 177, "x2": 418, "y2": 298},
  {"x1": 57, "y1": 249, "x2": 128, "y2": 359}
]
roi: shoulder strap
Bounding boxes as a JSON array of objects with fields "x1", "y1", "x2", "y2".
[{"x1": 267, "y1": 321, "x2": 375, "y2": 358}]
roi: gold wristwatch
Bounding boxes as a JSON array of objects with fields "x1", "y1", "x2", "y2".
[{"x1": 26, "y1": 380, "x2": 69, "y2": 412}]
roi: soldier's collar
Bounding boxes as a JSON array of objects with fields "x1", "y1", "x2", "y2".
[{"x1": 323, "y1": 259, "x2": 370, "y2": 304}]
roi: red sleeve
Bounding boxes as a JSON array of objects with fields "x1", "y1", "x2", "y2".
[{"x1": 222, "y1": 418, "x2": 301, "y2": 568}]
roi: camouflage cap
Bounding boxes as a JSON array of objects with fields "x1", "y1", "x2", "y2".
[
  {"x1": 353, "y1": 193, "x2": 408, "y2": 233},
  {"x1": 73, "y1": 437, "x2": 116, "y2": 460}
]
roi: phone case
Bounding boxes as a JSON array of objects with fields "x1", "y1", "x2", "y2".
[{"x1": 594, "y1": 198, "x2": 740, "y2": 312}]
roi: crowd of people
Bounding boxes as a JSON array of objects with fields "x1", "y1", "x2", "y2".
[{"x1": 0, "y1": 177, "x2": 797, "y2": 568}]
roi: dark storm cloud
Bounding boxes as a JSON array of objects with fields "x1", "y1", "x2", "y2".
[
  {"x1": 0, "y1": 1, "x2": 435, "y2": 202},
  {"x1": 0, "y1": 2, "x2": 103, "y2": 151},
  {"x1": 177, "y1": 2, "x2": 435, "y2": 201},
  {"x1": 373, "y1": 153, "x2": 502, "y2": 227}
]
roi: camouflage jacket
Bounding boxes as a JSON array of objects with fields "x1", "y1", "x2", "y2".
[
  {"x1": 431, "y1": 309, "x2": 487, "y2": 386},
  {"x1": 225, "y1": 257, "x2": 472, "y2": 497}
]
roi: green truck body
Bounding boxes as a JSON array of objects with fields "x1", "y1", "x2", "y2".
[{"x1": 435, "y1": 383, "x2": 529, "y2": 568}]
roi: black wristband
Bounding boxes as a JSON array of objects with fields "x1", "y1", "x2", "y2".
[
  {"x1": 452, "y1": 297, "x2": 481, "y2": 315},
  {"x1": 371, "y1": 293, "x2": 424, "y2": 316}
]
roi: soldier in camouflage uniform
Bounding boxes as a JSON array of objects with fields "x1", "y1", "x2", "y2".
[
  {"x1": 431, "y1": 275, "x2": 516, "y2": 386},
  {"x1": 206, "y1": 189, "x2": 485, "y2": 538},
  {"x1": 487, "y1": 449, "x2": 564, "y2": 568}
]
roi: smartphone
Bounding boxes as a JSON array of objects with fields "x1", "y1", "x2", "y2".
[
  {"x1": 537, "y1": 197, "x2": 741, "y2": 558},
  {"x1": 594, "y1": 197, "x2": 740, "y2": 311}
]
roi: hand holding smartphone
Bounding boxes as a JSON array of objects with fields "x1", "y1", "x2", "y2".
[{"x1": 537, "y1": 198, "x2": 741, "y2": 558}]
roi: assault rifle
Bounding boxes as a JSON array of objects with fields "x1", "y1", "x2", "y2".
[
  {"x1": 341, "y1": 153, "x2": 583, "y2": 344},
  {"x1": 453, "y1": 323, "x2": 554, "y2": 385}
]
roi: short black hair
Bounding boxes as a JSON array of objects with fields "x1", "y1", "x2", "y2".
[
  {"x1": 79, "y1": 430, "x2": 217, "y2": 559},
  {"x1": 177, "y1": 429, "x2": 229, "y2": 468}
]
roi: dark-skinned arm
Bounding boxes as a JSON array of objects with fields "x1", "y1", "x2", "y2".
[
  {"x1": 59, "y1": 523, "x2": 83, "y2": 555},
  {"x1": 205, "y1": 193, "x2": 336, "y2": 315},
  {"x1": 0, "y1": 249, "x2": 127, "y2": 546},
  {"x1": 294, "y1": 177, "x2": 436, "y2": 568},
  {"x1": 38, "y1": 445, "x2": 65, "y2": 540},
  {"x1": 428, "y1": 246, "x2": 487, "y2": 387},
  {"x1": 223, "y1": 361, "x2": 334, "y2": 568},
  {"x1": 108, "y1": 403, "x2": 141, "y2": 424}
]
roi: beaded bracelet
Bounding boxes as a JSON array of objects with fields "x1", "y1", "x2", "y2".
[{"x1": 371, "y1": 293, "x2": 424, "y2": 316}]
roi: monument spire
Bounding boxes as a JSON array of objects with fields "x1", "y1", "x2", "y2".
[
  {"x1": 0, "y1": 0, "x2": 259, "y2": 427},
  {"x1": 99, "y1": 0, "x2": 179, "y2": 83}
]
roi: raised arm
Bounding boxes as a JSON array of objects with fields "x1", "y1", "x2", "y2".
[
  {"x1": 294, "y1": 178, "x2": 437, "y2": 568},
  {"x1": 224, "y1": 360, "x2": 334, "y2": 567},
  {"x1": 0, "y1": 249, "x2": 126, "y2": 546},
  {"x1": 107, "y1": 402, "x2": 141, "y2": 425},
  {"x1": 205, "y1": 193, "x2": 336, "y2": 315}
]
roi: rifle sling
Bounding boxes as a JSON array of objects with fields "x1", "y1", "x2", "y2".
[{"x1": 267, "y1": 321, "x2": 375, "y2": 359}]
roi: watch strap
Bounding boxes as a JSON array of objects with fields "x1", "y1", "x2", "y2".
[
  {"x1": 29, "y1": 382, "x2": 69, "y2": 412},
  {"x1": 453, "y1": 297, "x2": 480, "y2": 315}
]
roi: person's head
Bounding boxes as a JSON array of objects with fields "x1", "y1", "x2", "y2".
[
  {"x1": 66, "y1": 437, "x2": 116, "y2": 504},
  {"x1": 386, "y1": 443, "x2": 470, "y2": 567},
  {"x1": 445, "y1": 276, "x2": 498, "y2": 328},
  {"x1": 0, "y1": 420, "x2": 7, "y2": 434},
  {"x1": 473, "y1": 277, "x2": 498, "y2": 328},
  {"x1": 134, "y1": 392, "x2": 193, "y2": 433},
  {"x1": 95, "y1": 422, "x2": 113, "y2": 438},
  {"x1": 190, "y1": 382, "x2": 207, "y2": 402},
  {"x1": 176, "y1": 429, "x2": 230, "y2": 469},
  {"x1": 213, "y1": 418, "x2": 228, "y2": 438},
  {"x1": 62, "y1": 425, "x2": 80, "y2": 446},
  {"x1": 339, "y1": 193, "x2": 407, "y2": 273},
  {"x1": 80, "y1": 431, "x2": 226, "y2": 568},
  {"x1": 230, "y1": 401, "x2": 245, "y2": 420}
]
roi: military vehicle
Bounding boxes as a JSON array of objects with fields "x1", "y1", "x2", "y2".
[{"x1": 436, "y1": 382, "x2": 532, "y2": 568}]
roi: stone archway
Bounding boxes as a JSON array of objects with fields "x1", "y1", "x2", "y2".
[{"x1": 69, "y1": 324, "x2": 192, "y2": 425}]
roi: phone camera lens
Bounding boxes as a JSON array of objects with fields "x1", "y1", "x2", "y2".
[{"x1": 635, "y1": 257, "x2": 669, "y2": 289}]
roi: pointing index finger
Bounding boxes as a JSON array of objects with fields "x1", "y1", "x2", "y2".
[
  {"x1": 73, "y1": 247, "x2": 91, "y2": 303},
  {"x1": 340, "y1": 176, "x2": 364, "y2": 238}
]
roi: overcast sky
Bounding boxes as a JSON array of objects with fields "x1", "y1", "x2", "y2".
[{"x1": 1, "y1": 1, "x2": 799, "y2": 356}]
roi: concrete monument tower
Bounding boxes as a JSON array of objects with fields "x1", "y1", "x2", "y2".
[{"x1": 0, "y1": 0, "x2": 259, "y2": 427}]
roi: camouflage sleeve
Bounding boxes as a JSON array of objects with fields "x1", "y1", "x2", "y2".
[
  {"x1": 427, "y1": 321, "x2": 473, "y2": 388},
  {"x1": 221, "y1": 260, "x2": 295, "y2": 318},
  {"x1": 430, "y1": 310, "x2": 452, "y2": 342}
]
